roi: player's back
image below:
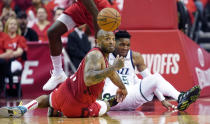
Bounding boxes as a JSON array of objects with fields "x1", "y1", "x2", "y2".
[{"x1": 67, "y1": 47, "x2": 108, "y2": 104}]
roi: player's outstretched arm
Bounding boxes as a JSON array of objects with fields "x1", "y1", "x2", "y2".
[
  {"x1": 108, "y1": 71, "x2": 127, "y2": 102},
  {"x1": 80, "y1": 0, "x2": 99, "y2": 33},
  {"x1": 84, "y1": 51, "x2": 117, "y2": 86}
]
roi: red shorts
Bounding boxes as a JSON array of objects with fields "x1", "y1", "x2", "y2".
[
  {"x1": 63, "y1": 0, "x2": 110, "y2": 34},
  {"x1": 50, "y1": 81, "x2": 101, "y2": 117}
]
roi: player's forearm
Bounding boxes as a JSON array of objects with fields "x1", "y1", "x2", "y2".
[
  {"x1": 109, "y1": 71, "x2": 126, "y2": 90},
  {"x1": 85, "y1": 66, "x2": 116, "y2": 86}
]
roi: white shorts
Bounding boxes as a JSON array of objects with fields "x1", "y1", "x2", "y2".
[
  {"x1": 103, "y1": 77, "x2": 155, "y2": 110},
  {"x1": 57, "y1": 14, "x2": 76, "y2": 31}
]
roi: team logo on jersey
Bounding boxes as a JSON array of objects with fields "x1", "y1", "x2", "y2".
[
  {"x1": 117, "y1": 68, "x2": 129, "y2": 75},
  {"x1": 117, "y1": 68, "x2": 129, "y2": 85}
]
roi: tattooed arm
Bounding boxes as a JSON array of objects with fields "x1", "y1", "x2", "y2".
[
  {"x1": 108, "y1": 71, "x2": 127, "y2": 102},
  {"x1": 84, "y1": 51, "x2": 119, "y2": 86}
]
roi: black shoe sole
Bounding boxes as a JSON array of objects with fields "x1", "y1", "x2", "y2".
[{"x1": 177, "y1": 86, "x2": 200, "y2": 111}]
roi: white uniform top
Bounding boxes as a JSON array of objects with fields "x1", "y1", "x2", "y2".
[{"x1": 103, "y1": 50, "x2": 153, "y2": 110}]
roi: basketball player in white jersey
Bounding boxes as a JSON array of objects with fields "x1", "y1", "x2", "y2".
[{"x1": 102, "y1": 30, "x2": 201, "y2": 111}]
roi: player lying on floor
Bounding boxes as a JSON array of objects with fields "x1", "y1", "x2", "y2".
[
  {"x1": 44, "y1": 30, "x2": 201, "y2": 117},
  {"x1": 0, "y1": 30, "x2": 127, "y2": 118},
  {"x1": 102, "y1": 30, "x2": 201, "y2": 111}
]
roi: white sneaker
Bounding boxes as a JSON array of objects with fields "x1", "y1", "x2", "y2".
[{"x1": 43, "y1": 71, "x2": 67, "y2": 91}]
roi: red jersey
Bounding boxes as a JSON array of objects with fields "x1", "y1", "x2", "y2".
[
  {"x1": 10, "y1": 35, "x2": 28, "y2": 51},
  {"x1": 0, "y1": 32, "x2": 12, "y2": 54},
  {"x1": 32, "y1": 23, "x2": 51, "y2": 42},
  {"x1": 67, "y1": 47, "x2": 109, "y2": 104}
]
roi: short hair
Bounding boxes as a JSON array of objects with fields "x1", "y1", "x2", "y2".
[{"x1": 115, "y1": 30, "x2": 131, "y2": 40}]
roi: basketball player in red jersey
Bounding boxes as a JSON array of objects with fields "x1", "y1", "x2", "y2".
[
  {"x1": 43, "y1": 0, "x2": 111, "y2": 91},
  {"x1": 0, "y1": 30, "x2": 127, "y2": 118}
]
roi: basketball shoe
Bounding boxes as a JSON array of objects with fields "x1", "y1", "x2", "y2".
[
  {"x1": 0, "y1": 102, "x2": 27, "y2": 118},
  {"x1": 43, "y1": 70, "x2": 67, "y2": 91},
  {"x1": 177, "y1": 85, "x2": 200, "y2": 111},
  {"x1": 102, "y1": 93, "x2": 118, "y2": 107}
]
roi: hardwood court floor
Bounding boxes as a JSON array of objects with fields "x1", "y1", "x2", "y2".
[{"x1": 0, "y1": 97, "x2": 210, "y2": 124}]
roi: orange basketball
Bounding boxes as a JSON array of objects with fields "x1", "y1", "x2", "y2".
[{"x1": 97, "y1": 8, "x2": 121, "y2": 31}]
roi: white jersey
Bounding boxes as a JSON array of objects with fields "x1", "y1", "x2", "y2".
[
  {"x1": 107, "y1": 50, "x2": 138, "y2": 86},
  {"x1": 103, "y1": 50, "x2": 153, "y2": 110}
]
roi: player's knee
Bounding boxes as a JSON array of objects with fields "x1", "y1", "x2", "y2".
[{"x1": 37, "y1": 95, "x2": 49, "y2": 108}]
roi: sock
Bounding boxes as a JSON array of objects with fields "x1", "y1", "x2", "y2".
[
  {"x1": 51, "y1": 55, "x2": 63, "y2": 76},
  {"x1": 23, "y1": 100, "x2": 38, "y2": 111},
  {"x1": 96, "y1": 100, "x2": 107, "y2": 116}
]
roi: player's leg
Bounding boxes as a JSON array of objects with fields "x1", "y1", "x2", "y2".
[
  {"x1": 147, "y1": 73, "x2": 201, "y2": 111},
  {"x1": 43, "y1": 13, "x2": 77, "y2": 91},
  {"x1": 0, "y1": 95, "x2": 50, "y2": 117},
  {"x1": 152, "y1": 73, "x2": 181, "y2": 100}
]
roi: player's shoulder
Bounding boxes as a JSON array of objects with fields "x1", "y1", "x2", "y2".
[{"x1": 86, "y1": 50, "x2": 104, "y2": 60}]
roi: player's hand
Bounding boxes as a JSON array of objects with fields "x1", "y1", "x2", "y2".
[
  {"x1": 161, "y1": 100, "x2": 177, "y2": 111},
  {"x1": 112, "y1": 55, "x2": 124, "y2": 71},
  {"x1": 116, "y1": 88, "x2": 127, "y2": 102}
]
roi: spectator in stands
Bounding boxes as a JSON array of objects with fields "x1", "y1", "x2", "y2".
[
  {"x1": 4, "y1": 17, "x2": 28, "y2": 77},
  {"x1": 32, "y1": 7, "x2": 51, "y2": 42},
  {"x1": 0, "y1": 20, "x2": 13, "y2": 96},
  {"x1": 53, "y1": 7, "x2": 65, "y2": 21},
  {"x1": 26, "y1": 0, "x2": 53, "y2": 27},
  {"x1": 0, "y1": 0, "x2": 18, "y2": 16},
  {"x1": 66, "y1": 24, "x2": 91, "y2": 69},
  {"x1": 14, "y1": 0, "x2": 32, "y2": 11},
  {"x1": 0, "y1": 9, "x2": 16, "y2": 25},
  {"x1": 177, "y1": 1, "x2": 192, "y2": 35},
  {"x1": 17, "y1": 11, "x2": 38, "y2": 42},
  {"x1": 46, "y1": 0, "x2": 74, "y2": 11}
]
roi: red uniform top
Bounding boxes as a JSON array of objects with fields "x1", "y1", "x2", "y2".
[
  {"x1": 67, "y1": 47, "x2": 109, "y2": 104},
  {"x1": 32, "y1": 23, "x2": 51, "y2": 42},
  {"x1": 10, "y1": 35, "x2": 28, "y2": 51},
  {"x1": 0, "y1": 32, "x2": 12, "y2": 54},
  {"x1": 10, "y1": 35, "x2": 28, "y2": 64}
]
